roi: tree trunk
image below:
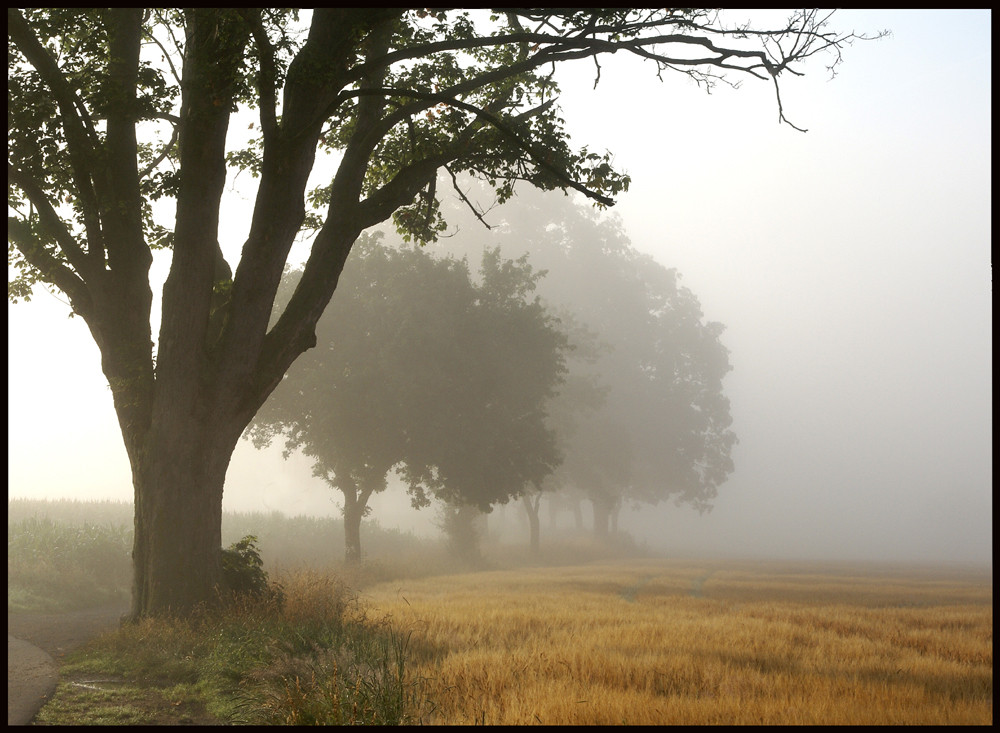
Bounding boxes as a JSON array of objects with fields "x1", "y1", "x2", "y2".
[
  {"x1": 336, "y1": 475, "x2": 379, "y2": 567},
  {"x1": 591, "y1": 495, "x2": 613, "y2": 541},
  {"x1": 446, "y1": 503, "x2": 484, "y2": 565},
  {"x1": 129, "y1": 420, "x2": 240, "y2": 620},
  {"x1": 522, "y1": 493, "x2": 541, "y2": 555},
  {"x1": 343, "y1": 494, "x2": 364, "y2": 567}
]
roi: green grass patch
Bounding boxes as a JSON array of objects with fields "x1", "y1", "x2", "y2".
[
  {"x1": 33, "y1": 678, "x2": 216, "y2": 726},
  {"x1": 39, "y1": 570, "x2": 431, "y2": 725}
]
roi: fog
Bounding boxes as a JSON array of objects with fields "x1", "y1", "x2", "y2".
[{"x1": 7, "y1": 10, "x2": 991, "y2": 567}]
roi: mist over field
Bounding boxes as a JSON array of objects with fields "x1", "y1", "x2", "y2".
[{"x1": 8, "y1": 9, "x2": 991, "y2": 569}]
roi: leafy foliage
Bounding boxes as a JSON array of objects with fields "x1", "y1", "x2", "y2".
[{"x1": 220, "y1": 534, "x2": 281, "y2": 604}]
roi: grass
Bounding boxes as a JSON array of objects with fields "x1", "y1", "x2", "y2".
[
  {"x1": 358, "y1": 558, "x2": 993, "y2": 725},
  {"x1": 34, "y1": 569, "x2": 431, "y2": 725}
]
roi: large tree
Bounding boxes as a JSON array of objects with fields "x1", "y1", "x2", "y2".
[
  {"x1": 7, "y1": 8, "x2": 880, "y2": 618},
  {"x1": 246, "y1": 235, "x2": 568, "y2": 565}
]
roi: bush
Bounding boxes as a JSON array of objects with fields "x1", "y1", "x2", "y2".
[
  {"x1": 435, "y1": 504, "x2": 488, "y2": 568},
  {"x1": 220, "y1": 534, "x2": 284, "y2": 606}
]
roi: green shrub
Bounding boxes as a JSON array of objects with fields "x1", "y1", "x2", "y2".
[{"x1": 220, "y1": 534, "x2": 284, "y2": 607}]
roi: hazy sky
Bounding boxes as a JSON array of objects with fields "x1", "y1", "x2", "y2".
[{"x1": 8, "y1": 10, "x2": 991, "y2": 566}]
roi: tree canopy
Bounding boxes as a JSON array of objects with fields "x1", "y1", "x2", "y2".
[
  {"x1": 419, "y1": 184, "x2": 738, "y2": 535},
  {"x1": 247, "y1": 234, "x2": 568, "y2": 563},
  {"x1": 7, "y1": 8, "x2": 880, "y2": 617}
]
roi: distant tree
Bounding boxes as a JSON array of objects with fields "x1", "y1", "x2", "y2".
[
  {"x1": 429, "y1": 186, "x2": 738, "y2": 538},
  {"x1": 520, "y1": 311, "x2": 607, "y2": 553},
  {"x1": 395, "y1": 247, "x2": 571, "y2": 563},
  {"x1": 404, "y1": 249, "x2": 568, "y2": 489},
  {"x1": 246, "y1": 235, "x2": 568, "y2": 564},
  {"x1": 8, "y1": 8, "x2": 881, "y2": 616}
]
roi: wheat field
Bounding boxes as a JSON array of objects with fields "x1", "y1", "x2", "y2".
[{"x1": 359, "y1": 558, "x2": 992, "y2": 725}]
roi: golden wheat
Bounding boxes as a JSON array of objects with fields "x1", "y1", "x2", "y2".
[{"x1": 359, "y1": 559, "x2": 992, "y2": 725}]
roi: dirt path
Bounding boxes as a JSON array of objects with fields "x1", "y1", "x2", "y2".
[{"x1": 8, "y1": 604, "x2": 128, "y2": 725}]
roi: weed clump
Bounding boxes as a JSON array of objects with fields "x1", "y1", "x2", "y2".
[{"x1": 220, "y1": 534, "x2": 285, "y2": 608}]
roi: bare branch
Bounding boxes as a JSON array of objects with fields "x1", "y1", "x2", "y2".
[
  {"x1": 143, "y1": 16, "x2": 183, "y2": 87},
  {"x1": 445, "y1": 164, "x2": 495, "y2": 231},
  {"x1": 772, "y1": 76, "x2": 807, "y2": 133},
  {"x1": 347, "y1": 10, "x2": 883, "y2": 132},
  {"x1": 138, "y1": 125, "x2": 179, "y2": 180}
]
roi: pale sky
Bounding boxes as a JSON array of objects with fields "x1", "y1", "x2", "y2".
[{"x1": 8, "y1": 10, "x2": 992, "y2": 566}]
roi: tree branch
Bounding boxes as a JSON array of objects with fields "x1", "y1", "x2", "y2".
[
  {"x1": 445, "y1": 164, "x2": 494, "y2": 231},
  {"x1": 7, "y1": 214, "x2": 94, "y2": 319},
  {"x1": 144, "y1": 11, "x2": 183, "y2": 87},
  {"x1": 138, "y1": 125, "x2": 179, "y2": 180},
  {"x1": 355, "y1": 87, "x2": 617, "y2": 206},
  {"x1": 240, "y1": 8, "x2": 279, "y2": 144},
  {"x1": 8, "y1": 165, "x2": 99, "y2": 280},
  {"x1": 101, "y1": 8, "x2": 149, "y2": 274},
  {"x1": 216, "y1": 11, "x2": 403, "y2": 422},
  {"x1": 159, "y1": 8, "x2": 249, "y2": 390},
  {"x1": 8, "y1": 8, "x2": 106, "y2": 256}
]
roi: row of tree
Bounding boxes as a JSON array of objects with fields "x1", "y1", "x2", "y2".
[
  {"x1": 247, "y1": 185, "x2": 738, "y2": 563},
  {"x1": 9, "y1": 8, "x2": 876, "y2": 617},
  {"x1": 247, "y1": 233, "x2": 569, "y2": 563},
  {"x1": 473, "y1": 189, "x2": 739, "y2": 540}
]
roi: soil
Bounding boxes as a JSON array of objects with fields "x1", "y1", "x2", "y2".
[{"x1": 7, "y1": 604, "x2": 128, "y2": 726}]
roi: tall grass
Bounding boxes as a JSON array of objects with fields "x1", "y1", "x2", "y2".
[
  {"x1": 232, "y1": 570, "x2": 427, "y2": 725},
  {"x1": 7, "y1": 498, "x2": 445, "y2": 569},
  {"x1": 360, "y1": 559, "x2": 993, "y2": 725},
  {"x1": 8, "y1": 497, "x2": 135, "y2": 526}
]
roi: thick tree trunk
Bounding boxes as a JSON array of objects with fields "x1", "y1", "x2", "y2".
[
  {"x1": 338, "y1": 477, "x2": 378, "y2": 567},
  {"x1": 128, "y1": 421, "x2": 240, "y2": 620},
  {"x1": 343, "y1": 496, "x2": 364, "y2": 567}
]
